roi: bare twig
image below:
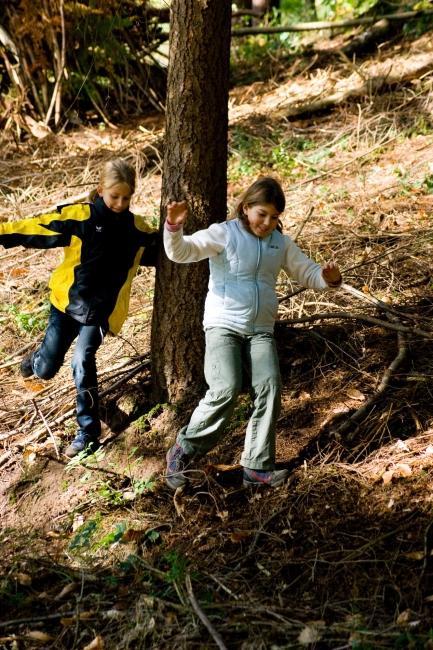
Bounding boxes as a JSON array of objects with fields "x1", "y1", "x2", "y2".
[
  {"x1": 278, "y1": 312, "x2": 433, "y2": 338},
  {"x1": 31, "y1": 398, "x2": 60, "y2": 458},
  {"x1": 332, "y1": 327, "x2": 408, "y2": 440},
  {"x1": 185, "y1": 574, "x2": 228, "y2": 650}
]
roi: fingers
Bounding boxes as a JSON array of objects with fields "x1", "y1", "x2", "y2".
[{"x1": 166, "y1": 199, "x2": 188, "y2": 226}]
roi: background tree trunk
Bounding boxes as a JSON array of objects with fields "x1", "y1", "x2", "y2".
[{"x1": 151, "y1": 0, "x2": 231, "y2": 405}]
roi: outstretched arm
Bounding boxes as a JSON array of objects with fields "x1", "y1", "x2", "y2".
[
  {"x1": 0, "y1": 209, "x2": 75, "y2": 250},
  {"x1": 163, "y1": 200, "x2": 226, "y2": 263}
]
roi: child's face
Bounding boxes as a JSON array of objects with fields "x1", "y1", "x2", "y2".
[
  {"x1": 243, "y1": 202, "x2": 280, "y2": 238},
  {"x1": 99, "y1": 182, "x2": 133, "y2": 213}
]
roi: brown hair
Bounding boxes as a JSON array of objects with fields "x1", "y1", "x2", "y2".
[
  {"x1": 234, "y1": 176, "x2": 285, "y2": 233},
  {"x1": 88, "y1": 157, "x2": 136, "y2": 202}
]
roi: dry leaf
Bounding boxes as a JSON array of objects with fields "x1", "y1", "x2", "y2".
[
  {"x1": 230, "y1": 531, "x2": 250, "y2": 543},
  {"x1": 83, "y1": 636, "x2": 104, "y2": 650},
  {"x1": 22, "y1": 448, "x2": 37, "y2": 465},
  {"x1": 173, "y1": 486, "x2": 185, "y2": 519},
  {"x1": 60, "y1": 611, "x2": 94, "y2": 626},
  {"x1": 382, "y1": 470, "x2": 394, "y2": 485},
  {"x1": 55, "y1": 582, "x2": 77, "y2": 600},
  {"x1": 395, "y1": 463, "x2": 412, "y2": 477},
  {"x1": 10, "y1": 267, "x2": 28, "y2": 278},
  {"x1": 123, "y1": 528, "x2": 147, "y2": 542},
  {"x1": 16, "y1": 572, "x2": 32, "y2": 586},
  {"x1": 298, "y1": 621, "x2": 325, "y2": 645},
  {"x1": 25, "y1": 631, "x2": 53, "y2": 642},
  {"x1": 216, "y1": 510, "x2": 229, "y2": 521},
  {"x1": 23, "y1": 115, "x2": 52, "y2": 139},
  {"x1": 382, "y1": 463, "x2": 412, "y2": 484},
  {"x1": 210, "y1": 463, "x2": 241, "y2": 472},
  {"x1": 403, "y1": 550, "x2": 424, "y2": 561},
  {"x1": 396, "y1": 609, "x2": 419, "y2": 626},
  {"x1": 345, "y1": 388, "x2": 365, "y2": 401}
]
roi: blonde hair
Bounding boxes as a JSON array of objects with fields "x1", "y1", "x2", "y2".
[
  {"x1": 234, "y1": 176, "x2": 285, "y2": 233},
  {"x1": 88, "y1": 158, "x2": 136, "y2": 202}
]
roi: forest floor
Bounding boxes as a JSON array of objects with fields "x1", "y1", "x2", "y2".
[{"x1": 1, "y1": 25, "x2": 433, "y2": 650}]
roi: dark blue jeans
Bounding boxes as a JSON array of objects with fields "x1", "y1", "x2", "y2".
[{"x1": 31, "y1": 305, "x2": 105, "y2": 439}]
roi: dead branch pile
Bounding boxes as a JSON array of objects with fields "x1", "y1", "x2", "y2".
[{"x1": 0, "y1": 0, "x2": 167, "y2": 134}]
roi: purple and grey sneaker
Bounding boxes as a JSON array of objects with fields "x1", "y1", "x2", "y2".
[
  {"x1": 243, "y1": 467, "x2": 288, "y2": 487},
  {"x1": 165, "y1": 442, "x2": 190, "y2": 490}
]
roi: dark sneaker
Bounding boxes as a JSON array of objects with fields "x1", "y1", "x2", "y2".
[
  {"x1": 20, "y1": 353, "x2": 34, "y2": 378},
  {"x1": 64, "y1": 432, "x2": 100, "y2": 458},
  {"x1": 165, "y1": 442, "x2": 190, "y2": 490},
  {"x1": 243, "y1": 467, "x2": 289, "y2": 487}
]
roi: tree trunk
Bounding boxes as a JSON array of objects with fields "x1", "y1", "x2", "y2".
[{"x1": 151, "y1": 0, "x2": 231, "y2": 405}]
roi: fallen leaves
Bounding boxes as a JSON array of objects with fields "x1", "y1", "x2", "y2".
[{"x1": 382, "y1": 463, "x2": 412, "y2": 484}]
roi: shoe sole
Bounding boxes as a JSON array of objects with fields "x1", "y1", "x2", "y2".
[
  {"x1": 243, "y1": 476, "x2": 287, "y2": 488},
  {"x1": 165, "y1": 476, "x2": 187, "y2": 490}
]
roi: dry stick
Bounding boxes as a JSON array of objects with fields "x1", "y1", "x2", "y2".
[
  {"x1": 31, "y1": 398, "x2": 60, "y2": 458},
  {"x1": 292, "y1": 206, "x2": 314, "y2": 243},
  {"x1": 0, "y1": 359, "x2": 150, "y2": 443},
  {"x1": 340, "y1": 282, "x2": 413, "y2": 320},
  {"x1": 44, "y1": 0, "x2": 65, "y2": 126},
  {"x1": 333, "y1": 328, "x2": 408, "y2": 441},
  {"x1": 0, "y1": 340, "x2": 40, "y2": 368},
  {"x1": 279, "y1": 311, "x2": 432, "y2": 338},
  {"x1": 280, "y1": 230, "x2": 433, "y2": 304},
  {"x1": 231, "y1": 9, "x2": 433, "y2": 35},
  {"x1": 185, "y1": 574, "x2": 228, "y2": 650},
  {"x1": 0, "y1": 611, "x2": 78, "y2": 629}
]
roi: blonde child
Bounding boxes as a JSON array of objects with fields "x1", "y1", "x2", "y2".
[
  {"x1": 0, "y1": 158, "x2": 158, "y2": 457},
  {"x1": 164, "y1": 176, "x2": 341, "y2": 488}
]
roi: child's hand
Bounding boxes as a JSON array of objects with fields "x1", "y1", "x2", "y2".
[
  {"x1": 322, "y1": 261, "x2": 342, "y2": 287},
  {"x1": 167, "y1": 200, "x2": 188, "y2": 226}
]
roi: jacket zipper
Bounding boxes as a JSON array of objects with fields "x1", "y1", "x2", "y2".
[{"x1": 253, "y1": 237, "x2": 261, "y2": 329}]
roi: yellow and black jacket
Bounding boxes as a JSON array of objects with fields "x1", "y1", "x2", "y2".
[{"x1": 0, "y1": 197, "x2": 159, "y2": 334}]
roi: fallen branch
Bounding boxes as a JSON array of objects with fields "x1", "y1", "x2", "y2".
[
  {"x1": 229, "y1": 42, "x2": 433, "y2": 124},
  {"x1": 0, "y1": 358, "x2": 151, "y2": 443},
  {"x1": 185, "y1": 574, "x2": 228, "y2": 650},
  {"x1": 333, "y1": 327, "x2": 408, "y2": 440},
  {"x1": 278, "y1": 311, "x2": 432, "y2": 338},
  {"x1": 231, "y1": 9, "x2": 433, "y2": 36},
  {"x1": 31, "y1": 398, "x2": 60, "y2": 458}
]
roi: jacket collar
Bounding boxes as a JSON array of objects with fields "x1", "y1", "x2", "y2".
[{"x1": 93, "y1": 195, "x2": 132, "y2": 221}]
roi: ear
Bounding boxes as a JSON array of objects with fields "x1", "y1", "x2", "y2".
[
  {"x1": 96, "y1": 184, "x2": 103, "y2": 196},
  {"x1": 242, "y1": 203, "x2": 248, "y2": 215}
]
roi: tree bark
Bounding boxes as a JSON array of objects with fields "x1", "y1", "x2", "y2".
[{"x1": 151, "y1": 0, "x2": 231, "y2": 404}]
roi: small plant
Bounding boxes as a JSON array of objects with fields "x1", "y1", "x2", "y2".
[
  {"x1": 130, "y1": 477, "x2": 155, "y2": 495},
  {"x1": 65, "y1": 446, "x2": 105, "y2": 471},
  {"x1": 9, "y1": 301, "x2": 50, "y2": 334},
  {"x1": 99, "y1": 521, "x2": 127, "y2": 548},
  {"x1": 422, "y1": 174, "x2": 433, "y2": 193},
  {"x1": 133, "y1": 402, "x2": 170, "y2": 433},
  {"x1": 163, "y1": 550, "x2": 188, "y2": 583},
  {"x1": 69, "y1": 518, "x2": 99, "y2": 551},
  {"x1": 97, "y1": 480, "x2": 125, "y2": 505}
]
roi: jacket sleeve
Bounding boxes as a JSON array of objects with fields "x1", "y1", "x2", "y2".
[
  {"x1": 282, "y1": 236, "x2": 329, "y2": 290},
  {"x1": 0, "y1": 209, "x2": 73, "y2": 249},
  {"x1": 163, "y1": 222, "x2": 226, "y2": 263},
  {"x1": 139, "y1": 232, "x2": 160, "y2": 267}
]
